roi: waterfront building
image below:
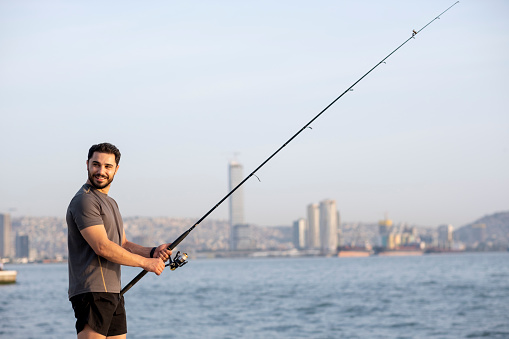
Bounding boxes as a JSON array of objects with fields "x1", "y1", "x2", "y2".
[
  {"x1": 15, "y1": 233, "x2": 29, "y2": 258},
  {"x1": 378, "y1": 214, "x2": 393, "y2": 248},
  {"x1": 319, "y1": 200, "x2": 339, "y2": 255},
  {"x1": 0, "y1": 213, "x2": 12, "y2": 258},
  {"x1": 292, "y1": 218, "x2": 307, "y2": 250},
  {"x1": 232, "y1": 224, "x2": 256, "y2": 250},
  {"x1": 229, "y1": 161, "x2": 244, "y2": 250},
  {"x1": 306, "y1": 203, "x2": 320, "y2": 249},
  {"x1": 437, "y1": 224, "x2": 454, "y2": 249}
]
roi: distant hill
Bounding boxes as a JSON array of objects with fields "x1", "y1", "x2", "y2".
[{"x1": 454, "y1": 211, "x2": 509, "y2": 249}]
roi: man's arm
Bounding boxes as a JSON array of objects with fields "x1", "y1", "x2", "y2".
[{"x1": 80, "y1": 225, "x2": 165, "y2": 275}]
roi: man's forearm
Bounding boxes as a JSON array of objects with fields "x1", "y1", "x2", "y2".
[
  {"x1": 98, "y1": 240, "x2": 149, "y2": 268},
  {"x1": 122, "y1": 241, "x2": 152, "y2": 258}
]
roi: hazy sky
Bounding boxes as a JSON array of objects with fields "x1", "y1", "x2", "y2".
[{"x1": 1, "y1": 1, "x2": 507, "y2": 228}]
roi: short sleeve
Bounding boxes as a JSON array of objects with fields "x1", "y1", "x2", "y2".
[{"x1": 69, "y1": 193, "x2": 104, "y2": 230}]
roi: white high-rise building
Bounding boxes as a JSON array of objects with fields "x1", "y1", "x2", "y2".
[
  {"x1": 293, "y1": 218, "x2": 307, "y2": 250},
  {"x1": 319, "y1": 199, "x2": 339, "y2": 255},
  {"x1": 229, "y1": 161, "x2": 244, "y2": 250},
  {"x1": 0, "y1": 213, "x2": 12, "y2": 258},
  {"x1": 307, "y1": 203, "x2": 320, "y2": 249}
]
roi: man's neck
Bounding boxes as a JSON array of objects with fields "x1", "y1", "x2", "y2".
[{"x1": 86, "y1": 180, "x2": 110, "y2": 195}]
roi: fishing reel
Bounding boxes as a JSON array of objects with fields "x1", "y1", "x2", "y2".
[{"x1": 165, "y1": 251, "x2": 189, "y2": 271}]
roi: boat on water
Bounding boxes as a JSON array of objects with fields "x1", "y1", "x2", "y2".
[
  {"x1": 0, "y1": 270, "x2": 17, "y2": 284},
  {"x1": 337, "y1": 246, "x2": 374, "y2": 257}
]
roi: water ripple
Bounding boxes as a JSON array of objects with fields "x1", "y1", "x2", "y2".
[{"x1": 2, "y1": 253, "x2": 509, "y2": 339}]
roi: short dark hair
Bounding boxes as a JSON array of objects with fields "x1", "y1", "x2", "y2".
[{"x1": 88, "y1": 143, "x2": 121, "y2": 165}]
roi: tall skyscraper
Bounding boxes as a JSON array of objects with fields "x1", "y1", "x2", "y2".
[
  {"x1": 292, "y1": 218, "x2": 307, "y2": 250},
  {"x1": 319, "y1": 199, "x2": 339, "y2": 255},
  {"x1": 306, "y1": 203, "x2": 320, "y2": 249},
  {"x1": 0, "y1": 213, "x2": 12, "y2": 258},
  {"x1": 229, "y1": 160, "x2": 244, "y2": 250}
]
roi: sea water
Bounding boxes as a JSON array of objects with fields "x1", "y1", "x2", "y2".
[{"x1": 1, "y1": 253, "x2": 508, "y2": 339}]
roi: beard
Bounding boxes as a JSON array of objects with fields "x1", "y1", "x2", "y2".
[{"x1": 87, "y1": 169, "x2": 115, "y2": 190}]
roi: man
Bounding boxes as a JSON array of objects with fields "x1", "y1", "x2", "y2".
[{"x1": 67, "y1": 142, "x2": 172, "y2": 338}]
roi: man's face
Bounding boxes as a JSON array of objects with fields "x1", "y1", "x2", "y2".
[{"x1": 86, "y1": 152, "x2": 119, "y2": 190}]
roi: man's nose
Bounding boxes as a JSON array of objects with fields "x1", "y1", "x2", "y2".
[{"x1": 97, "y1": 165, "x2": 107, "y2": 175}]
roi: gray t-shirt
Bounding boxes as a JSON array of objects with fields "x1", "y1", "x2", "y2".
[{"x1": 66, "y1": 184, "x2": 123, "y2": 299}]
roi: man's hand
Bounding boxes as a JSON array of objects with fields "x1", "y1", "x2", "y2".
[
  {"x1": 143, "y1": 257, "x2": 166, "y2": 275},
  {"x1": 154, "y1": 243, "x2": 172, "y2": 262}
]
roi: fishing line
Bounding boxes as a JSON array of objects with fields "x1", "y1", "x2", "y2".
[{"x1": 120, "y1": 1, "x2": 459, "y2": 296}]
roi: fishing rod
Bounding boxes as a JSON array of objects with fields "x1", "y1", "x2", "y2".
[{"x1": 120, "y1": 1, "x2": 459, "y2": 296}]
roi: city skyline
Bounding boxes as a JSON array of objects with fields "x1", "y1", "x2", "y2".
[
  {"x1": 4, "y1": 210, "x2": 507, "y2": 261},
  {"x1": 1, "y1": 1, "x2": 507, "y2": 228}
]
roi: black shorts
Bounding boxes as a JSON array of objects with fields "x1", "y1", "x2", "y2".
[{"x1": 70, "y1": 292, "x2": 127, "y2": 336}]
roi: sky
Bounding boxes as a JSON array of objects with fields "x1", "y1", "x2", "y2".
[{"x1": 0, "y1": 0, "x2": 508, "y2": 228}]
